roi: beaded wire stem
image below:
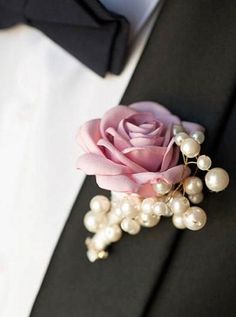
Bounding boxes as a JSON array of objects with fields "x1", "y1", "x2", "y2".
[{"x1": 84, "y1": 124, "x2": 229, "y2": 262}]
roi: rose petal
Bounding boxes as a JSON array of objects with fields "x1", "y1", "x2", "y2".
[
  {"x1": 132, "y1": 165, "x2": 191, "y2": 185},
  {"x1": 125, "y1": 112, "x2": 156, "y2": 131},
  {"x1": 97, "y1": 139, "x2": 146, "y2": 173},
  {"x1": 182, "y1": 121, "x2": 205, "y2": 134},
  {"x1": 117, "y1": 119, "x2": 130, "y2": 140},
  {"x1": 162, "y1": 124, "x2": 172, "y2": 146},
  {"x1": 123, "y1": 146, "x2": 166, "y2": 171},
  {"x1": 105, "y1": 127, "x2": 131, "y2": 151},
  {"x1": 127, "y1": 122, "x2": 156, "y2": 134},
  {"x1": 130, "y1": 137, "x2": 157, "y2": 147},
  {"x1": 130, "y1": 101, "x2": 171, "y2": 115},
  {"x1": 100, "y1": 106, "x2": 137, "y2": 139},
  {"x1": 96, "y1": 175, "x2": 139, "y2": 193},
  {"x1": 77, "y1": 153, "x2": 131, "y2": 175},
  {"x1": 77, "y1": 119, "x2": 104, "y2": 155},
  {"x1": 140, "y1": 123, "x2": 157, "y2": 129},
  {"x1": 160, "y1": 145, "x2": 174, "y2": 172},
  {"x1": 160, "y1": 138, "x2": 180, "y2": 172},
  {"x1": 159, "y1": 164, "x2": 191, "y2": 183},
  {"x1": 138, "y1": 183, "x2": 157, "y2": 197},
  {"x1": 169, "y1": 146, "x2": 180, "y2": 167},
  {"x1": 129, "y1": 123, "x2": 163, "y2": 139},
  {"x1": 130, "y1": 102, "x2": 181, "y2": 126}
]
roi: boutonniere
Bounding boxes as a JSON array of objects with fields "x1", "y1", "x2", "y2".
[{"x1": 76, "y1": 102, "x2": 229, "y2": 262}]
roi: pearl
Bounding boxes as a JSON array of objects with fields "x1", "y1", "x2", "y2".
[
  {"x1": 169, "y1": 196, "x2": 190, "y2": 214},
  {"x1": 180, "y1": 138, "x2": 201, "y2": 158},
  {"x1": 111, "y1": 200, "x2": 119, "y2": 209},
  {"x1": 87, "y1": 249, "x2": 99, "y2": 262},
  {"x1": 167, "y1": 190, "x2": 182, "y2": 203},
  {"x1": 152, "y1": 201, "x2": 172, "y2": 217},
  {"x1": 86, "y1": 249, "x2": 108, "y2": 262},
  {"x1": 174, "y1": 132, "x2": 189, "y2": 146},
  {"x1": 107, "y1": 210, "x2": 123, "y2": 225},
  {"x1": 104, "y1": 225, "x2": 122, "y2": 242},
  {"x1": 173, "y1": 124, "x2": 184, "y2": 136},
  {"x1": 191, "y1": 131, "x2": 205, "y2": 144},
  {"x1": 112, "y1": 206, "x2": 123, "y2": 218},
  {"x1": 197, "y1": 155, "x2": 212, "y2": 171},
  {"x1": 167, "y1": 190, "x2": 183, "y2": 206},
  {"x1": 83, "y1": 211, "x2": 107, "y2": 233},
  {"x1": 93, "y1": 231, "x2": 110, "y2": 251},
  {"x1": 111, "y1": 191, "x2": 128, "y2": 202},
  {"x1": 205, "y1": 167, "x2": 229, "y2": 192},
  {"x1": 141, "y1": 197, "x2": 157, "y2": 214},
  {"x1": 121, "y1": 218, "x2": 141, "y2": 235},
  {"x1": 129, "y1": 194, "x2": 142, "y2": 211},
  {"x1": 188, "y1": 192, "x2": 204, "y2": 204},
  {"x1": 90, "y1": 195, "x2": 110, "y2": 213},
  {"x1": 120, "y1": 198, "x2": 139, "y2": 218},
  {"x1": 183, "y1": 207, "x2": 207, "y2": 231},
  {"x1": 153, "y1": 181, "x2": 172, "y2": 196},
  {"x1": 139, "y1": 212, "x2": 160, "y2": 227},
  {"x1": 172, "y1": 214, "x2": 186, "y2": 229},
  {"x1": 183, "y1": 176, "x2": 203, "y2": 195}
]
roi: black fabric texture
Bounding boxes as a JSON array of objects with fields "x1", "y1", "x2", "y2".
[
  {"x1": 0, "y1": 0, "x2": 130, "y2": 76},
  {"x1": 30, "y1": 0, "x2": 236, "y2": 316}
]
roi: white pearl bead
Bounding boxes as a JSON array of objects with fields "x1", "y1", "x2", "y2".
[
  {"x1": 104, "y1": 225, "x2": 122, "y2": 242},
  {"x1": 107, "y1": 210, "x2": 123, "y2": 225},
  {"x1": 180, "y1": 138, "x2": 201, "y2": 158},
  {"x1": 167, "y1": 191, "x2": 181, "y2": 206},
  {"x1": 141, "y1": 197, "x2": 157, "y2": 214},
  {"x1": 191, "y1": 131, "x2": 205, "y2": 144},
  {"x1": 90, "y1": 195, "x2": 110, "y2": 213},
  {"x1": 152, "y1": 201, "x2": 172, "y2": 216},
  {"x1": 183, "y1": 176, "x2": 203, "y2": 195},
  {"x1": 183, "y1": 207, "x2": 207, "y2": 230},
  {"x1": 120, "y1": 198, "x2": 138, "y2": 218},
  {"x1": 111, "y1": 201, "x2": 119, "y2": 209},
  {"x1": 93, "y1": 231, "x2": 110, "y2": 251},
  {"x1": 112, "y1": 206, "x2": 123, "y2": 218},
  {"x1": 205, "y1": 167, "x2": 229, "y2": 192},
  {"x1": 169, "y1": 196, "x2": 190, "y2": 214},
  {"x1": 83, "y1": 211, "x2": 107, "y2": 233},
  {"x1": 121, "y1": 218, "x2": 141, "y2": 235},
  {"x1": 153, "y1": 181, "x2": 172, "y2": 196},
  {"x1": 129, "y1": 194, "x2": 142, "y2": 211},
  {"x1": 197, "y1": 155, "x2": 212, "y2": 170},
  {"x1": 188, "y1": 192, "x2": 204, "y2": 204},
  {"x1": 174, "y1": 132, "x2": 189, "y2": 146},
  {"x1": 172, "y1": 214, "x2": 186, "y2": 229},
  {"x1": 139, "y1": 212, "x2": 160, "y2": 227},
  {"x1": 167, "y1": 190, "x2": 183, "y2": 203},
  {"x1": 87, "y1": 249, "x2": 99, "y2": 262},
  {"x1": 173, "y1": 124, "x2": 185, "y2": 136},
  {"x1": 111, "y1": 191, "x2": 128, "y2": 202}
]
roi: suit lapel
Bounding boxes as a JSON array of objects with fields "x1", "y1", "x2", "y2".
[{"x1": 31, "y1": 1, "x2": 236, "y2": 316}]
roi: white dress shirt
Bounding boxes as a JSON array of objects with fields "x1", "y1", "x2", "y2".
[{"x1": 0, "y1": 1, "x2": 161, "y2": 316}]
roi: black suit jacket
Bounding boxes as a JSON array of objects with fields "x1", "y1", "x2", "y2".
[{"x1": 30, "y1": 1, "x2": 236, "y2": 316}]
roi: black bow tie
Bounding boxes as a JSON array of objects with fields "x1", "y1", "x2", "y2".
[{"x1": 0, "y1": 0, "x2": 130, "y2": 77}]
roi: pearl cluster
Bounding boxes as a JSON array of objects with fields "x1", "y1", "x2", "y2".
[
  {"x1": 173, "y1": 124, "x2": 229, "y2": 192},
  {"x1": 84, "y1": 125, "x2": 229, "y2": 262}
]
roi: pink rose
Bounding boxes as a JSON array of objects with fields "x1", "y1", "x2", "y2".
[{"x1": 77, "y1": 102, "x2": 203, "y2": 197}]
